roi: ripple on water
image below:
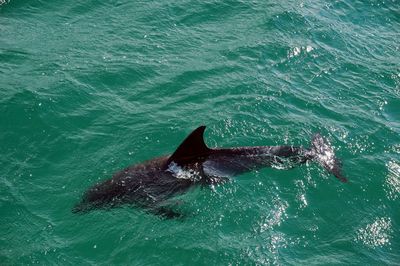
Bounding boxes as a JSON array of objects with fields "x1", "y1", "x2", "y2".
[{"x1": 385, "y1": 161, "x2": 400, "y2": 200}]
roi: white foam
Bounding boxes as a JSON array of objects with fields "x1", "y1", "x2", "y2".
[{"x1": 167, "y1": 162, "x2": 201, "y2": 181}]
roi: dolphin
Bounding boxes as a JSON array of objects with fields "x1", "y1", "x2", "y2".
[{"x1": 73, "y1": 126, "x2": 347, "y2": 217}]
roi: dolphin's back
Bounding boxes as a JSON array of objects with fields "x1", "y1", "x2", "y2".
[{"x1": 202, "y1": 146, "x2": 308, "y2": 177}]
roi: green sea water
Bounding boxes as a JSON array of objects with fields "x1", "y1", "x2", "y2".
[{"x1": 1, "y1": 0, "x2": 399, "y2": 265}]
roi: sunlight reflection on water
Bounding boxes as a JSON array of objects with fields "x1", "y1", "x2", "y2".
[{"x1": 356, "y1": 217, "x2": 392, "y2": 248}]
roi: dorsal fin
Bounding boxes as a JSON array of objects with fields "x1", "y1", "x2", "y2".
[{"x1": 166, "y1": 126, "x2": 211, "y2": 166}]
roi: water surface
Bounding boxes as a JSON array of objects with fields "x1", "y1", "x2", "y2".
[{"x1": 1, "y1": 0, "x2": 399, "y2": 264}]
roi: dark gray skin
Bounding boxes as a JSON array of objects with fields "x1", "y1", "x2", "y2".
[{"x1": 73, "y1": 126, "x2": 346, "y2": 217}]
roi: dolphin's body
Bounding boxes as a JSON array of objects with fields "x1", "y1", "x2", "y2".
[{"x1": 73, "y1": 126, "x2": 346, "y2": 217}]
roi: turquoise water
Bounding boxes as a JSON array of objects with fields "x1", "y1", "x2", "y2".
[{"x1": 1, "y1": 0, "x2": 399, "y2": 264}]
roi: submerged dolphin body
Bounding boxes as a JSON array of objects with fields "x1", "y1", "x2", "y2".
[{"x1": 73, "y1": 126, "x2": 346, "y2": 217}]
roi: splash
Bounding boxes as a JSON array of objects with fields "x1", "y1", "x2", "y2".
[
  {"x1": 166, "y1": 162, "x2": 201, "y2": 181},
  {"x1": 287, "y1": 45, "x2": 314, "y2": 58}
]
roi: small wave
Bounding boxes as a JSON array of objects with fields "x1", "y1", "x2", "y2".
[
  {"x1": 0, "y1": 0, "x2": 10, "y2": 6},
  {"x1": 385, "y1": 161, "x2": 400, "y2": 200}
]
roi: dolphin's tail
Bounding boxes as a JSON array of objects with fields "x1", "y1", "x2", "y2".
[{"x1": 309, "y1": 133, "x2": 347, "y2": 182}]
